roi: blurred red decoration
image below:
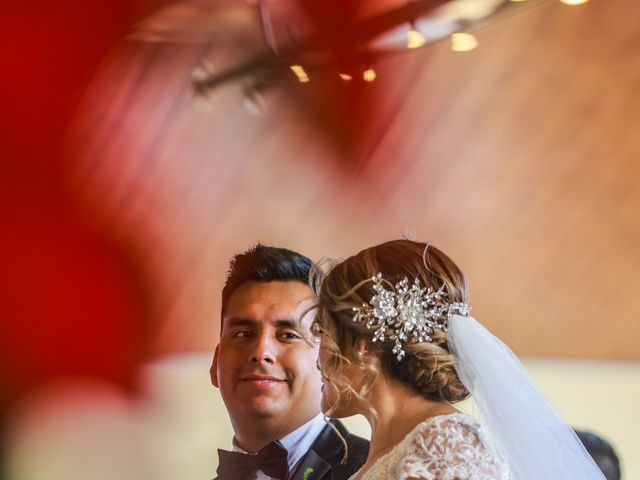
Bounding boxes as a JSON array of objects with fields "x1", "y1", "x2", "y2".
[{"x1": 0, "y1": 0, "x2": 164, "y2": 421}]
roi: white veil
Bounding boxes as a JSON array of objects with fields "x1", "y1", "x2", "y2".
[{"x1": 448, "y1": 314, "x2": 607, "y2": 480}]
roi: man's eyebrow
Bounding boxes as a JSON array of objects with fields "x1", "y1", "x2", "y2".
[
  {"x1": 274, "y1": 319, "x2": 301, "y2": 329},
  {"x1": 224, "y1": 318, "x2": 302, "y2": 328},
  {"x1": 225, "y1": 318, "x2": 257, "y2": 327}
]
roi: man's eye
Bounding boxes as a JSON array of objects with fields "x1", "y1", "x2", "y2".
[
  {"x1": 232, "y1": 330, "x2": 252, "y2": 338},
  {"x1": 279, "y1": 331, "x2": 301, "y2": 340}
]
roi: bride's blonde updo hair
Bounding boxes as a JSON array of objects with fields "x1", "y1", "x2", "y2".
[{"x1": 313, "y1": 239, "x2": 470, "y2": 416}]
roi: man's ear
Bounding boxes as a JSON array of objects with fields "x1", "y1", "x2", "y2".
[{"x1": 210, "y1": 345, "x2": 220, "y2": 388}]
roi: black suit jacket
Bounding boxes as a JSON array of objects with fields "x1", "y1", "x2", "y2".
[
  {"x1": 215, "y1": 419, "x2": 369, "y2": 480},
  {"x1": 290, "y1": 419, "x2": 368, "y2": 480}
]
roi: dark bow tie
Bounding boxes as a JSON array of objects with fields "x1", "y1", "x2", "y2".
[{"x1": 217, "y1": 441, "x2": 289, "y2": 480}]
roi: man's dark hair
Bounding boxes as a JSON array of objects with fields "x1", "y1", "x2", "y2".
[
  {"x1": 575, "y1": 429, "x2": 621, "y2": 480},
  {"x1": 220, "y1": 244, "x2": 313, "y2": 320}
]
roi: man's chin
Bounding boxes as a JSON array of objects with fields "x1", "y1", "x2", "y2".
[{"x1": 241, "y1": 398, "x2": 288, "y2": 419}]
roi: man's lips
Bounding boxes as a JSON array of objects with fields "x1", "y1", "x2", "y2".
[{"x1": 239, "y1": 375, "x2": 287, "y2": 388}]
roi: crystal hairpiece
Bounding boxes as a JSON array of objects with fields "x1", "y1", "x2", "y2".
[{"x1": 352, "y1": 273, "x2": 470, "y2": 361}]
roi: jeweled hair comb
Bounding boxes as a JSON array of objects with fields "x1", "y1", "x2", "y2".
[{"x1": 352, "y1": 273, "x2": 470, "y2": 360}]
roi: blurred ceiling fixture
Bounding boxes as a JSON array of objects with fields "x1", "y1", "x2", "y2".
[
  {"x1": 450, "y1": 32, "x2": 479, "y2": 52},
  {"x1": 242, "y1": 86, "x2": 267, "y2": 115},
  {"x1": 407, "y1": 23, "x2": 427, "y2": 49},
  {"x1": 289, "y1": 65, "x2": 310, "y2": 83},
  {"x1": 131, "y1": 0, "x2": 540, "y2": 102},
  {"x1": 363, "y1": 67, "x2": 377, "y2": 82},
  {"x1": 559, "y1": 0, "x2": 588, "y2": 4}
]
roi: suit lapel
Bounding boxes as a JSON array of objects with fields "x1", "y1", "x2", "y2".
[
  {"x1": 290, "y1": 421, "x2": 346, "y2": 480},
  {"x1": 290, "y1": 449, "x2": 331, "y2": 480}
]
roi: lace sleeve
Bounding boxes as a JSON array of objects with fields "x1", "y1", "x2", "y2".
[{"x1": 396, "y1": 414, "x2": 509, "y2": 480}]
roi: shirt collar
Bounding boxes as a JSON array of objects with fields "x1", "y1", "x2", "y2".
[{"x1": 232, "y1": 413, "x2": 327, "y2": 471}]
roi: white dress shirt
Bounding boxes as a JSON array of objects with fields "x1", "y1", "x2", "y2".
[{"x1": 232, "y1": 413, "x2": 327, "y2": 480}]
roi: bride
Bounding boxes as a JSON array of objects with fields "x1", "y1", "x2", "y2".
[{"x1": 312, "y1": 239, "x2": 606, "y2": 480}]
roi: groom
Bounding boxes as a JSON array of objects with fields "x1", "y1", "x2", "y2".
[{"x1": 211, "y1": 244, "x2": 369, "y2": 480}]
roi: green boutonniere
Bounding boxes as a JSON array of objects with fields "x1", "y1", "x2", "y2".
[{"x1": 303, "y1": 466, "x2": 314, "y2": 480}]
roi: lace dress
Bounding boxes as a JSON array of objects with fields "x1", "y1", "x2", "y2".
[{"x1": 357, "y1": 413, "x2": 509, "y2": 480}]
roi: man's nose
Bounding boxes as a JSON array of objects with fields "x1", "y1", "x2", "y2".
[{"x1": 249, "y1": 333, "x2": 276, "y2": 364}]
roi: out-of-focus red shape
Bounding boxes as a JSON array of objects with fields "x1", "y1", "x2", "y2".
[
  {"x1": 0, "y1": 0, "x2": 164, "y2": 421},
  {"x1": 278, "y1": 0, "x2": 442, "y2": 168},
  {"x1": 287, "y1": 0, "x2": 385, "y2": 165}
]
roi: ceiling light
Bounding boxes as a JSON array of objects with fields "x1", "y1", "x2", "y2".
[
  {"x1": 339, "y1": 73, "x2": 353, "y2": 81},
  {"x1": 407, "y1": 27, "x2": 427, "y2": 49},
  {"x1": 559, "y1": 0, "x2": 588, "y2": 4},
  {"x1": 363, "y1": 68, "x2": 376, "y2": 82},
  {"x1": 289, "y1": 65, "x2": 310, "y2": 83},
  {"x1": 450, "y1": 32, "x2": 478, "y2": 52}
]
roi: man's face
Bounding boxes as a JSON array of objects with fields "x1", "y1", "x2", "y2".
[{"x1": 212, "y1": 281, "x2": 322, "y2": 429}]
